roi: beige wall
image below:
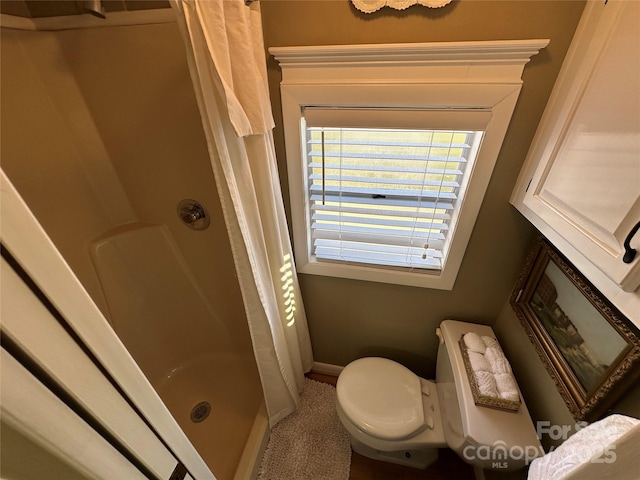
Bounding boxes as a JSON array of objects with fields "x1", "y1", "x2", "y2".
[
  {"x1": 1, "y1": 24, "x2": 254, "y2": 358},
  {"x1": 1, "y1": 28, "x2": 122, "y2": 317},
  {"x1": 54, "y1": 23, "x2": 255, "y2": 357},
  {"x1": 1, "y1": 421, "x2": 91, "y2": 480},
  {"x1": 262, "y1": 0, "x2": 586, "y2": 377}
]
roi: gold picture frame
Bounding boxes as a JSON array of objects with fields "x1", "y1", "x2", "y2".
[{"x1": 510, "y1": 238, "x2": 640, "y2": 421}]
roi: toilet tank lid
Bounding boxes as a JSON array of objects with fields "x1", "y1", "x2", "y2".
[
  {"x1": 337, "y1": 357, "x2": 425, "y2": 440},
  {"x1": 439, "y1": 320, "x2": 542, "y2": 452}
]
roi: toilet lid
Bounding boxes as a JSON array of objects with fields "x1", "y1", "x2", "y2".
[{"x1": 337, "y1": 357, "x2": 425, "y2": 440}]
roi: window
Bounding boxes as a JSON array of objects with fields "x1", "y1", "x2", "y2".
[
  {"x1": 271, "y1": 40, "x2": 548, "y2": 289},
  {"x1": 304, "y1": 107, "x2": 487, "y2": 271}
]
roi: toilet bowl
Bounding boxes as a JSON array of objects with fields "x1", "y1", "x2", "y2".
[{"x1": 336, "y1": 320, "x2": 543, "y2": 471}]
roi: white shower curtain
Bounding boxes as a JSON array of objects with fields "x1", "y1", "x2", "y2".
[{"x1": 171, "y1": 0, "x2": 314, "y2": 426}]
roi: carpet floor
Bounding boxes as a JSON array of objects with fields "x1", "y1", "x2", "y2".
[{"x1": 257, "y1": 378, "x2": 351, "y2": 480}]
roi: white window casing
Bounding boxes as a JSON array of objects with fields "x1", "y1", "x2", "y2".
[{"x1": 271, "y1": 40, "x2": 549, "y2": 290}]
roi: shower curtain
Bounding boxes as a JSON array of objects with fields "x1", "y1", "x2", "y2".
[{"x1": 171, "y1": 0, "x2": 314, "y2": 426}]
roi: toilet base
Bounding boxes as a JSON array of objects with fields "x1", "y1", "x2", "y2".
[{"x1": 350, "y1": 435, "x2": 439, "y2": 469}]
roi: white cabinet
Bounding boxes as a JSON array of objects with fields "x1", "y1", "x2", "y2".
[{"x1": 512, "y1": 0, "x2": 640, "y2": 294}]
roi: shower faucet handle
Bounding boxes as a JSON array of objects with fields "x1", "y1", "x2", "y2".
[
  {"x1": 177, "y1": 199, "x2": 210, "y2": 231},
  {"x1": 180, "y1": 206, "x2": 203, "y2": 223}
]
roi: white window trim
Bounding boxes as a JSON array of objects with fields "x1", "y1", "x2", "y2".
[{"x1": 271, "y1": 40, "x2": 548, "y2": 290}]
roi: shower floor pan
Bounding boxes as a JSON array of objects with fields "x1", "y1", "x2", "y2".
[{"x1": 154, "y1": 352, "x2": 263, "y2": 480}]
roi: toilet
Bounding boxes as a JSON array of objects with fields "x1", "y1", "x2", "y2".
[{"x1": 336, "y1": 320, "x2": 543, "y2": 472}]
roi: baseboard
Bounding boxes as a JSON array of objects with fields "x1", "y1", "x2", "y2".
[
  {"x1": 312, "y1": 361, "x2": 344, "y2": 376},
  {"x1": 233, "y1": 402, "x2": 270, "y2": 480}
]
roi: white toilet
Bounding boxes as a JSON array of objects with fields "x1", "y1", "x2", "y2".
[{"x1": 336, "y1": 320, "x2": 543, "y2": 472}]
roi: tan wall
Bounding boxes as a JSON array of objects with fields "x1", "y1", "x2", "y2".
[
  {"x1": 1, "y1": 23, "x2": 255, "y2": 359},
  {"x1": 1, "y1": 421, "x2": 90, "y2": 480},
  {"x1": 54, "y1": 23, "x2": 255, "y2": 357},
  {"x1": 1, "y1": 28, "x2": 121, "y2": 316},
  {"x1": 262, "y1": 0, "x2": 586, "y2": 377}
]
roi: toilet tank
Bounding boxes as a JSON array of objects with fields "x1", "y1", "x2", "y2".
[{"x1": 435, "y1": 320, "x2": 543, "y2": 471}]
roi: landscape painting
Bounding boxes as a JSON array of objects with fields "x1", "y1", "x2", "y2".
[
  {"x1": 511, "y1": 239, "x2": 640, "y2": 420},
  {"x1": 528, "y1": 261, "x2": 626, "y2": 392}
]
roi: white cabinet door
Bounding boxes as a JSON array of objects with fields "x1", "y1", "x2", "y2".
[{"x1": 512, "y1": 0, "x2": 640, "y2": 293}]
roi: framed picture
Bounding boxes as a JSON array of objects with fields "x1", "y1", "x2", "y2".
[{"x1": 511, "y1": 238, "x2": 640, "y2": 421}]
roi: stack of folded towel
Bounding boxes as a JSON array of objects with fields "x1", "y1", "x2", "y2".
[
  {"x1": 463, "y1": 332, "x2": 520, "y2": 403},
  {"x1": 528, "y1": 414, "x2": 640, "y2": 480}
]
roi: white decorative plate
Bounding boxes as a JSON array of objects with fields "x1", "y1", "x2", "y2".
[{"x1": 352, "y1": 0, "x2": 453, "y2": 13}]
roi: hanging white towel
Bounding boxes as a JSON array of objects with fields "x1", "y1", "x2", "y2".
[
  {"x1": 180, "y1": 0, "x2": 275, "y2": 137},
  {"x1": 528, "y1": 414, "x2": 640, "y2": 480}
]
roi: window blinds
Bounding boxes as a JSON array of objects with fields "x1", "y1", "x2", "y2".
[{"x1": 304, "y1": 107, "x2": 487, "y2": 271}]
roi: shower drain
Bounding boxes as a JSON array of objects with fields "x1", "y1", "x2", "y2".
[{"x1": 190, "y1": 401, "x2": 211, "y2": 423}]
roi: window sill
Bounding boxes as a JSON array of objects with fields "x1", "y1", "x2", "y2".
[{"x1": 298, "y1": 257, "x2": 457, "y2": 290}]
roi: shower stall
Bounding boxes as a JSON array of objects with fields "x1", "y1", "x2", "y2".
[{"x1": 1, "y1": 14, "x2": 265, "y2": 480}]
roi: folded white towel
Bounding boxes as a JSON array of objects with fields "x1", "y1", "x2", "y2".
[
  {"x1": 463, "y1": 332, "x2": 487, "y2": 354},
  {"x1": 467, "y1": 351, "x2": 492, "y2": 373},
  {"x1": 475, "y1": 370, "x2": 499, "y2": 398},
  {"x1": 494, "y1": 372, "x2": 519, "y2": 402},
  {"x1": 462, "y1": 332, "x2": 520, "y2": 404},
  {"x1": 482, "y1": 336, "x2": 500, "y2": 349},
  {"x1": 485, "y1": 346, "x2": 513, "y2": 374}
]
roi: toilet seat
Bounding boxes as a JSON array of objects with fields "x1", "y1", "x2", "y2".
[{"x1": 337, "y1": 357, "x2": 425, "y2": 440}]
